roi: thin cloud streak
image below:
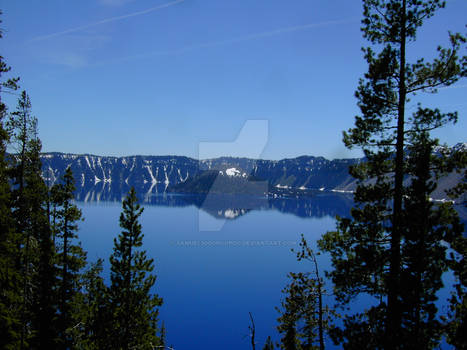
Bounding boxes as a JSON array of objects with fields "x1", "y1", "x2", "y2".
[
  {"x1": 30, "y1": 0, "x2": 185, "y2": 42},
  {"x1": 121, "y1": 18, "x2": 357, "y2": 61}
]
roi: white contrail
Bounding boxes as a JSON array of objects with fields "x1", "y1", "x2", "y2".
[
  {"x1": 122, "y1": 18, "x2": 356, "y2": 61},
  {"x1": 30, "y1": 0, "x2": 185, "y2": 42}
]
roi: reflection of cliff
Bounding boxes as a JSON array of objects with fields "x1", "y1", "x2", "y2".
[
  {"x1": 269, "y1": 193, "x2": 354, "y2": 219},
  {"x1": 73, "y1": 181, "x2": 129, "y2": 203},
  {"x1": 75, "y1": 183, "x2": 355, "y2": 220},
  {"x1": 74, "y1": 183, "x2": 194, "y2": 207},
  {"x1": 75, "y1": 184, "x2": 467, "y2": 226}
]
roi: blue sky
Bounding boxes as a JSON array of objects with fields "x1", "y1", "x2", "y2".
[{"x1": 1, "y1": 0, "x2": 466, "y2": 159}]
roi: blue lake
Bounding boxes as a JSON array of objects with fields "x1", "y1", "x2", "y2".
[{"x1": 76, "y1": 192, "x2": 461, "y2": 349}]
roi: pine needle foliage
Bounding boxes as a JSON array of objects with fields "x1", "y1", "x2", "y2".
[
  {"x1": 109, "y1": 187, "x2": 163, "y2": 349},
  {"x1": 318, "y1": 1, "x2": 466, "y2": 348}
]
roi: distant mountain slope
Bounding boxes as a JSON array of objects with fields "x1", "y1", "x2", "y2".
[
  {"x1": 39, "y1": 143, "x2": 466, "y2": 201},
  {"x1": 41, "y1": 153, "x2": 199, "y2": 188},
  {"x1": 40, "y1": 153, "x2": 358, "y2": 192}
]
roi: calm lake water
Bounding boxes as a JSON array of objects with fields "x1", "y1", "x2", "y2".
[{"x1": 76, "y1": 190, "x2": 461, "y2": 350}]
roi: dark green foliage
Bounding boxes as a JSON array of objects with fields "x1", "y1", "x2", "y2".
[
  {"x1": 444, "y1": 146, "x2": 467, "y2": 348},
  {"x1": 72, "y1": 259, "x2": 110, "y2": 349},
  {"x1": 108, "y1": 187, "x2": 163, "y2": 349},
  {"x1": 30, "y1": 221, "x2": 58, "y2": 349},
  {"x1": 52, "y1": 166, "x2": 87, "y2": 348},
  {"x1": 27, "y1": 130, "x2": 59, "y2": 349},
  {"x1": 398, "y1": 134, "x2": 461, "y2": 347},
  {"x1": 0, "y1": 153, "x2": 22, "y2": 349},
  {"x1": 445, "y1": 225, "x2": 467, "y2": 349},
  {"x1": 0, "y1": 26, "x2": 59, "y2": 347},
  {"x1": 277, "y1": 235, "x2": 334, "y2": 350},
  {"x1": 6, "y1": 90, "x2": 59, "y2": 349},
  {"x1": 7, "y1": 91, "x2": 38, "y2": 348},
  {"x1": 0, "y1": 12, "x2": 22, "y2": 349},
  {"x1": 160, "y1": 321, "x2": 167, "y2": 349},
  {"x1": 277, "y1": 275, "x2": 308, "y2": 350},
  {"x1": 328, "y1": 305, "x2": 386, "y2": 350},
  {"x1": 263, "y1": 336, "x2": 275, "y2": 350},
  {"x1": 318, "y1": 1, "x2": 466, "y2": 348},
  {"x1": 278, "y1": 273, "x2": 329, "y2": 350},
  {"x1": 0, "y1": 14, "x2": 169, "y2": 349}
]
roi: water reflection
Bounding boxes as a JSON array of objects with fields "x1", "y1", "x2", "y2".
[{"x1": 73, "y1": 183, "x2": 354, "y2": 220}]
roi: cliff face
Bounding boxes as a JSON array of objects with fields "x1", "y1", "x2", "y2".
[
  {"x1": 40, "y1": 145, "x2": 466, "y2": 201},
  {"x1": 40, "y1": 153, "x2": 358, "y2": 191},
  {"x1": 41, "y1": 153, "x2": 200, "y2": 188}
]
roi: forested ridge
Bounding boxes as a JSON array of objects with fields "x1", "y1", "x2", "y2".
[{"x1": 1, "y1": 1, "x2": 467, "y2": 349}]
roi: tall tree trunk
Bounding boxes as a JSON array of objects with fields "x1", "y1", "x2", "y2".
[{"x1": 388, "y1": 0, "x2": 407, "y2": 347}]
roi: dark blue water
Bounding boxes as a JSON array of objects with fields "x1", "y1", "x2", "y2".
[
  {"x1": 76, "y1": 192, "x2": 461, "y2": 350},
  {"x1": 77, "y1": 193, "x2": 346, "y2": 349}
]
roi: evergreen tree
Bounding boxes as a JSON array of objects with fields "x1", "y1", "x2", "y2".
[
  {"x1": 0, "y1": 11, "x2": 22, "y2": 349},
  {"x1": 445, "y1": 220, "x2": 467, "y2": 349},
  {"x1": 396, "y1": 133, "x2": 463, "y2": 348},
  {"x1": 1, "y1": 21, "x2": 58, "y2": 345},
  {"x1": 49, "y1": 183, "x2": 61, "y2": 246},
  {"x1": 6, "y1": 90, "x2": 58, "y2": 349},
  {"x1": 31, "y1": 220, "x2": 58, "y2": 350},
  {"x1": 52, "y1": 166, "x2": 87, "y2": 348},
  {"x1": 26, "y1": 123, "x2": 59, "y2": 349},
  {"x1": 444, "y1": 148, "x2": 467, "y2": 348},
  {"x1": 318, "y1": 1, "x2": 466, "y2": 348},
  {"x1": 277, "y1": 235, "x2": 334, "y2": 350},
  {"x1": 263, "y1": 336, "x2": 275, "y2": 350},
  {"x1": 7, "y1": 90, "x2": 38, "y2": 348},
  {"x1": 160, "y1": 321, "x2": 167, "y2": 349},
  {"x1": 0, "y1": 112, "x2": 22, "y2": 350},
  {"x1": 276, "y1": 276, "x2": 306, "y2": 350},
  {"x1": 109, "y1": 187, "x2": 163, "y2": 349},
  {"x1": 73, "y1": 259, "x2": 110, "y2": 350}
]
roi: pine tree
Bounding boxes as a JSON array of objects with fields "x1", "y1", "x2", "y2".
[
  {"x1": 277, "y1": 235, "x2": 334, "y2": 350},
  {"x1": 0, "y1": 11, "x2": 22, "y2": 349},
  {"x1": 263, "y1": 336, "x2": 275, "y2": 350},
  {"x1": 6, "y1": 90, "x2": 59, "y2": 349},
  {"x1": 108, "y1": 187, "x2": 163, "y2": 349},
  {"x1": 7, "y1": 91, "x2": 37, "y2": 349},
  {"x1": 276, "y1": 279, "x2": 302, "y2": 350},
  {"x1": 25, "y1": 123, "x2": 59, "y2": 349},
  {"x1": 49, "y1": 183, "x2": 61, "y2": 246},
  {"x1": 318, "y1": 1, "x2": 466, "y2": 348},
  {"x1": 73, "y1": 259, "x2": 110, "y2": 350},
  {"x1": 445, "y1": 219, "x2": 467, "y2": 348},
  {"x1": 444, "y1": 149, "x2": 467, "y2": 348},
  {"x1": 0, "y1": 110, "x2": 22, "y2": 350},
  {"x1": 0, "y1": 22, "x2": 58, "y2": 346},
  {"x1": 160, "y1": 321, "x2": 167, "y2": 349},
  {"x1": 52, "y1": 166, "x2": 87, "y2": 348}
]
